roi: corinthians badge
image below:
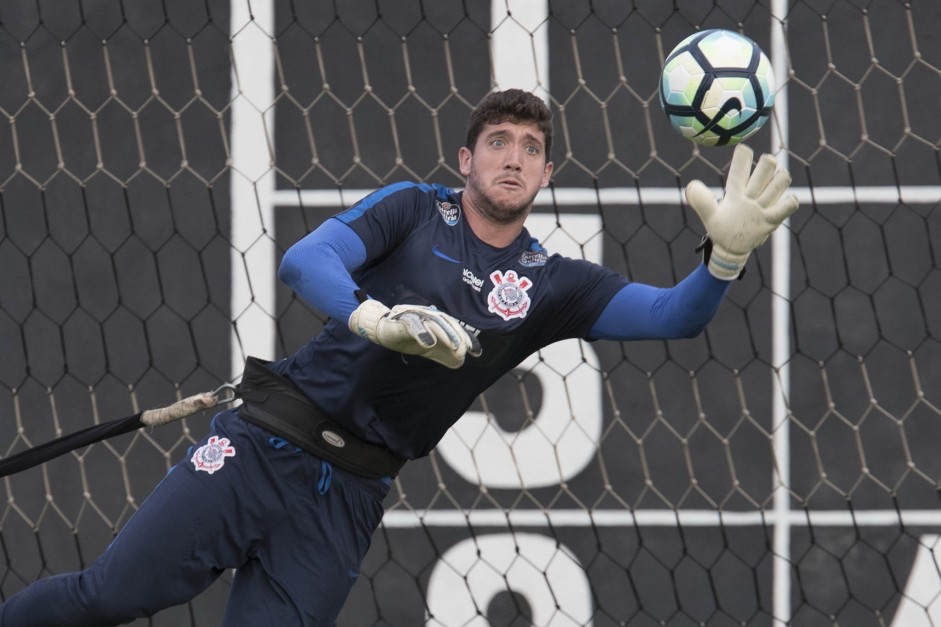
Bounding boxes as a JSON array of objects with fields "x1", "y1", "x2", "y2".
[
  {"x1": 487, "y1": 269, "x2": 532, "y2": 321},
  {"x1": 191, "y1": 435, "x2": 236, "y2": 475}
]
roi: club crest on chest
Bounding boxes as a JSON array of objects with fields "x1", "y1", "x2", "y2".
[{"x1": 487, "y1": 270, "x2": 532, "y2": 321}]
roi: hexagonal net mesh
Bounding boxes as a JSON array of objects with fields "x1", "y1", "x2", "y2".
[{"x1": 0, "y1": 1, "x2": 940, "y2": 626}]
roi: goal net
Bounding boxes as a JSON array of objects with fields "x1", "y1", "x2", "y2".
[{"x1": 1, "y1": 1, "x2": 940, "y2": 625}]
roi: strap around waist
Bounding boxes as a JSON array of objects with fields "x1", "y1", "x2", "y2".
[{"x1": 235, "y1": 356, "x2": 406, "y2": 479}]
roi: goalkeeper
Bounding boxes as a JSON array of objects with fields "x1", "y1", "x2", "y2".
[{"x1": 0, "y1": 89, "x2": 797, "y2": 626}]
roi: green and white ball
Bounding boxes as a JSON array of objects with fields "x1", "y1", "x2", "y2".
[{"x1": 659, "y1": 29, "x2": 775, "y2": 147}]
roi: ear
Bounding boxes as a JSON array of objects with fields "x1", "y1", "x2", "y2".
[
  {"x1": 540, "y1": 161, "x2": 553, "y2": 188},
  {"x1": 458, "y1": 146, "x2": 472, "y2": 177}
]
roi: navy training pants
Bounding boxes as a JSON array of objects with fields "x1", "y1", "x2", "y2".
[{"x1": 0, "y1": 409, "x2": 390, "y2": 626}]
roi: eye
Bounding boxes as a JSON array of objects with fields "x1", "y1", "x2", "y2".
[
  {"x1": 490, "y1": 138, "x2": 506, "y2": 148},
  {"x1": 525, "y1": 145, "x2": 539, "y2": 155}
]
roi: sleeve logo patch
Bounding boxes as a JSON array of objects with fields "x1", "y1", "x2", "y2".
[
  {"x1": 191, "y1": 436, "x2": 236, "y2": 474},
  {"x1": 436, "y1": 200, "x2": 461, "y2": 225},
  {"x1": 488, "y1": 270, "x2": 532, "y2": 321},
  {"x1": 519, "y1": 249, "x2": 548, "y2": 267}
]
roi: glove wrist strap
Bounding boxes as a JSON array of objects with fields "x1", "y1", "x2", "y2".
[{"x1": 696, "y1": 236, "x2": 746, "y2": 281}]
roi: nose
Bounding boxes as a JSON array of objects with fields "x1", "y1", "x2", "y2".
[{"x1": 504, "y1": 147, "x2": 523, "y2": 171}]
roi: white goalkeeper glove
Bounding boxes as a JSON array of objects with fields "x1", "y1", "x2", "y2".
[
  {"x1": 685, "y1": 143, "x2": 800, "y2": 280},
  {"x1": 348, "y1": 300, "x2": 483, "y2": 369}
]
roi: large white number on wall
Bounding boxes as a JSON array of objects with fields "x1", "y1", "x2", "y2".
[
  {"x1": 425, "y1": 532, "x2": 593, "y2": 626},
  {"x1": 436, "y1": 214, "x2": 603, "y2": 488},
  {"x1": 892, "y1": 534, "x2": 941, "y2": 626}
]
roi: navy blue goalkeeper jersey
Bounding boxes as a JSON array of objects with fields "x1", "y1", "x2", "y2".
[{"x1": 270, "y1": 182, "x2": 628, "y2": 460}]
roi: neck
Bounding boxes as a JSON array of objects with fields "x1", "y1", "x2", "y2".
[{"x1": 461, "y1": 192, "x2": 528, "y2": 249}]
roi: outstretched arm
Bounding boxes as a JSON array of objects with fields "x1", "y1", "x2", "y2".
[
  {"x1": 588, "y1": 263, "x2": 730, "y2": 341},
  {"x1": 591, "y1": 143, "x2": 799, "y2": 341}
]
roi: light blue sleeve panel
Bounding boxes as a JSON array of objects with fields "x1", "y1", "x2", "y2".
[
  {"x1": 277, "y1": 218, "x2": 368, "y2": 322},
  {"x1": 589, "y1": 263, "x2": 731, "y2": 341}
]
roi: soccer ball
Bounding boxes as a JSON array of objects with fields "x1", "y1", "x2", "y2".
[{"x1": 659, "y1": 29, "x2": 775, "y2": 147}]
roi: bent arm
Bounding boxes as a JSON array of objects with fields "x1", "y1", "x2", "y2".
[
  {"x1": 278, "y1": 218, "x2": 367, "y2": 321},
  {"x1": 589, "y1": 263, "x2": 730, "y2": 341}
]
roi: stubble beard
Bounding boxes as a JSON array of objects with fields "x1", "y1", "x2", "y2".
[{"x1": 464, "y1": 171, "x2": 537, "y2": 226}]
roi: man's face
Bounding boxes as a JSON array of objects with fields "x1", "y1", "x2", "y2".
[{"x1": 459, "y1": 121, "x2": 553, "y2": 225}]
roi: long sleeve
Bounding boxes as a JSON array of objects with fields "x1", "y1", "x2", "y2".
[
  {"x1": 588, "y1": 263, "x2": 730, "y2": 341},
  {"x1": 278, "y1": 218, "x2": 368, "y2": 322}
]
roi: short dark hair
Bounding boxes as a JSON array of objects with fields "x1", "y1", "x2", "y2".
[{"x1": 465, "y1": 89, "x2": 553, "y2": 159}]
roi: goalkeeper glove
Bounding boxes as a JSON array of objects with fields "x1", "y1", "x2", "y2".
[
  {"x1": 348, "y1": 300, "x2": 483, "y2": 369},
  {"x1": 685, "y1": 143, "x2": 800, "y2": 280}
]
